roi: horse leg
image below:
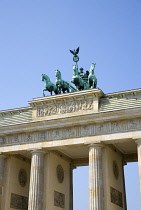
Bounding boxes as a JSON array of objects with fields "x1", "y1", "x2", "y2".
[
  {"x1": 94, "y1": 81, "x2": 96, "y2": 88},
  {"x1": 62, "y1": 88, "x2": 65, "y2": 93},
  {"x1": 59, "y1": 87, "x2": 62, "y2": 94},
  {"x1": 54, "y1": 90, "x2": 58, "y2": 95},
  {"x1": 43, "y1": 89, "x2": 46, "y2": 97},
  {"x1": 93, "y1": 80, "x2": 95, "y2": 88}
]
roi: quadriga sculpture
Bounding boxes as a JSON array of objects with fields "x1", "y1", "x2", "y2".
[{"x1": 41, "y1": 48, "x2": 98, "y2": 96}]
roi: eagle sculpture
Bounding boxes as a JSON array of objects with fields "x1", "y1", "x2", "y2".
[{"x1": 69, "y1": 47, "x2": 79, "y2": 55}]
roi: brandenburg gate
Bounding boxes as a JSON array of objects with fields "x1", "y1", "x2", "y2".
[{"x1": 0, "y1": 49, "x2": 141, "y2": 209}]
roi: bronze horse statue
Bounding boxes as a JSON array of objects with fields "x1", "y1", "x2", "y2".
[
  {"x1": 88, "y1": 63, "x2": 97, "y2": 88},
  {"x1": 55, "y1": 70, "x2": 70, "y2": 94},
  {"x1": 41, "y1": 74, "x2": 58, "y2": 96}
]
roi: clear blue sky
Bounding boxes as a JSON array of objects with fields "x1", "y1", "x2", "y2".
[{"x1": 0, "y1": 1, "x2": 141, "y2": 209}]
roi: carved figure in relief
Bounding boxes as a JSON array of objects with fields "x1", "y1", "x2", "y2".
[
  {"x1": 112, "y1": 122, "x2": 121, "y2": 131},
  {"x1": 67, "y1": 128, "x2": 75, "y2": 137},
  {"x1": 26, "y1": 134, "x2": 32, "y2": 141},
  {"x1": 41, "y1": 74, "x2": 58, "y2": 96},
  {"x1": 39, "y1": 132, "x2": 46, "y2": 140},
  {"x1": 44, "y1": 105, "x2": 58, "y2": 116},
  {"x1": 0, "y1": 137, "x2": 6, "y2": 144},
  {"x1": 53, "y1": 130, "x2": 60, "y2": 138},
  {"x1": 13, "y1": 135, "x2": 19, "y2": 143},
  {"x1": 37, "y1": 107, "x2": 45, "y2": 117},
  {"x1": 96, "y1": 124, "x2": 104, "y2": 133},
  {"x1": 128, "y1": 119, "x2": 138, "y2": 129},
  {"x1": 88, "y1": 63, "x2": 97, "y2": 89},
  {"x1": 82, "y1": 125, "x2": 90, "y2": 135}
]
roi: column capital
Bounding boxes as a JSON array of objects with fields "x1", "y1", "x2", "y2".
[
  {"x1": 135, "y1": 139, "x2": 141, "y2": 146},
  {"x1": 27, "y1": 148, "x2": 47, "y2": 154},
  {"x1": 88, "y1": 143, "x2": 105, "y2": 149}
]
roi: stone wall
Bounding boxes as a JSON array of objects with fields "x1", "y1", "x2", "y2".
[{"x1": 3, "y1": 156, "x2": 30, "y2": 210}]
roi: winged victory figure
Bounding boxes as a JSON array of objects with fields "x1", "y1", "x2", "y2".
[{"x1": 69, "y1": 47, "x2": 79, "y2": 55}]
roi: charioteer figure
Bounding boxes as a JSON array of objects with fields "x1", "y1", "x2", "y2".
[{"x1": 79, "y1": 67, "x2": 89, "y2": 82}]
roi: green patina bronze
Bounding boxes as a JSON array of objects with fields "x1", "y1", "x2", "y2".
[
  {"x1": 71, "y1": 65, "x2": 89, "y2": 91},
  {"x1": 55, "y1": 69, "x2": 76, "y2": 94},
  {"x1": 41, "y1": 74, "x2": 58, "y2": 96},
  {"x1": 88, "y1": 63, "x2": 97, "y2": 89},
  {"x1": 41, "y1": 47, "x2": 97, "y2": 96},
  {"x1": 69, "y1": 47, "x2": 80, "y2": 65}
]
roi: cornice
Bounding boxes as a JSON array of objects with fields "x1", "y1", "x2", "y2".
[
  {"x1": 103, "y1": 88, "x2": 141, "y2": 99},
  {"x1": 0, "y1": 106, "x2": 31, "y2": 117},
  {"x1": 28, "y1": 88, "x2": 104, "y2": 107}
]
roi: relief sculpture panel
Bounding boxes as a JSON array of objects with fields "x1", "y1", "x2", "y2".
[
  {"x1": 81, "y1": 125, "x2": 91, "y2": 136},
  {"x1": 0, "y1": 137, "x2": 7, "y2": 145},
  {"x1": 54, "y1": 191, "x2": 65, "y2": 208},
  {"x1": 10, "y1": 193, "x2": 28, "y2": 210},
  {"x1": 110, "y1": 187, "x2": 123, "y2": 208},
  {"x1": 37, "y1": 99, "x2": 94, "y2": 117}
]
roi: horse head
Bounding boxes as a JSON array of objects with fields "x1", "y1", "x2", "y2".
[
  {"x1": 90, "y1": 63, "x2": 96, "y2": 75},
  {"x1": 41, "y1": 74, "x2": 45, "y2": 81},
  {"x1": 55, "y1": 69, "x2": 61, "y2": 79},
  {"x1": 41, "y1": 74, "x2": 50, "y2": 82}
]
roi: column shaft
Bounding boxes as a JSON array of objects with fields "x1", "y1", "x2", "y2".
[
  {"x1": 136, "y1": 141, "x2": 141, "y2": 200},
  {"x1": 89, "y1": 144, "x2": 103, "y2": 210},
  {"x1": 70, "y1": 165, "x2": 76, "y2": 210},
  {"x1": 0, "y1": 155, "x2": 7, "y2": 210},
  {"x1": 28, "y1": 151, "x2": 45, "y2": 210}
]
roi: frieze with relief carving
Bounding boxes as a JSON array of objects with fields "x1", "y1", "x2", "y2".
[
  {"x1": 1, "y1": 118, "x2": 141, "y2": 146},
  {"x1": 37, "y1": 99, "x2": 94, "y2": 117}
]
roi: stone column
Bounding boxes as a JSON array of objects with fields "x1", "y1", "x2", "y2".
[
  {"x1": 69, "y1": 164, "x2": 76, "y2": 210},
  {"x1": 122, "y1": 161, "x2": 127, "y2": 210},
  {"x1": 89, "y1": 144, "x2": 104, "y2": 210},
  {"x1": 0, "y1": 155, "x2": 7, "y2": 210},
  {"x1": 28, "y1": 149, "x2": 45, "y2": 210},
  {"x1": 136, "y1": 139, "x2": 141, "y2": 200}
]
